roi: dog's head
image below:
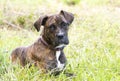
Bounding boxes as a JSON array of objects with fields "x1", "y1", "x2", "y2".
[{"x1": 34, "y1": 10, "x2": 74, "y2": 48}]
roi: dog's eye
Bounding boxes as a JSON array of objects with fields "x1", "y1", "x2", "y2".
[
  {"x1": 49, "y1": 24, "x2": 56, "y2": 31},
  {"x1": 61, "y1": 22, "x2": 68, "y2": 30},
  {"x1": 61, "y1": 22, "x2": 68, "y2": 27}
]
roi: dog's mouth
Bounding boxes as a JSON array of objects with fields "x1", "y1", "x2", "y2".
[
  {"x1": 55, "y1": 44, "x2": 67, "y2": 49},
  {"x1": 55, "y1": 38, "x2": 69, "y2": 49}
]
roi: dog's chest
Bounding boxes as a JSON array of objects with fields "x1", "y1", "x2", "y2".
[{"x1": 56, "y1": 50, "x2": 65, "y2": 71}]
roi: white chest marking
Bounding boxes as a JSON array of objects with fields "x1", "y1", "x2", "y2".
[{"x1": 56, "y1": 50, "x2": 65, "y2": 71}]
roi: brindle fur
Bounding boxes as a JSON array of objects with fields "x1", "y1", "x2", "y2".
[
  {"x1": 11, "y1": 10, "x2": 74, "y2": 74},
  {"x1": 11, "y1": 38, "x2": 66, "y2": 72}
]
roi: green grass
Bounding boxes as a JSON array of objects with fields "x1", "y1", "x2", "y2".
[{"x1": 0, "y1": 0, "x2": 120, "y2": 81}]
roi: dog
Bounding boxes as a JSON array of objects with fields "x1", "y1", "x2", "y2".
[{"x1": 11, "y1": 10, "x2": 74, "y2": 74}]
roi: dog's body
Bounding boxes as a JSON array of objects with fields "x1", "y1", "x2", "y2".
[
  {"x1": 11, "y1": 10, "x2": 74, "y2": 74},
  {"x1": 11, "y1": 37, "x2": 66, "y2": 72}
]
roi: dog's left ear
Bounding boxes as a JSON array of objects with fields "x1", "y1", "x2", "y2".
[
  {"x1": 34, "y1": 15, "x2": 48, "y2": 32},
  {"x1": 60, "y1": 10, "x2": 74, "y2": 25}
]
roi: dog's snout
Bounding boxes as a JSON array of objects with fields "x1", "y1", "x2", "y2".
[
  {"x1": 57, "y1": 30, "x2": 64, "y2": 39},
  {"x1": 57, "y1": 34, "x2": 64, "y2": 39}
]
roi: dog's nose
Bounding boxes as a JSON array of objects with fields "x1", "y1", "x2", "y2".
[{"x1": 57, "y1": 34, "x2": 64, "y2": 39}]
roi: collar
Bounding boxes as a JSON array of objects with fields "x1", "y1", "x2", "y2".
[{"x1": 40, "y1": 36, "x2": 48, "y2": 47}]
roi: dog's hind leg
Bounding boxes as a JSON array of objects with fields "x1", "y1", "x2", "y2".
[{"x1": 10, "y1": 49, "x2": 19, "y2": 64}]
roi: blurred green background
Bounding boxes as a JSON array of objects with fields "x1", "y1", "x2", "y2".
[{"x1": 0, "y1": 0, "x2": 120, "y2": 81}]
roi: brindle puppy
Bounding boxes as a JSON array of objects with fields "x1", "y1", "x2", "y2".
[{"x1": 11, "y1": 10, "x2": 74, "y2": 74}]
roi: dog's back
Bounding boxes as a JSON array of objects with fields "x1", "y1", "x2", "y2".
[{"x1": 11, "y1": 47, "x2": 27, "y2": 66}]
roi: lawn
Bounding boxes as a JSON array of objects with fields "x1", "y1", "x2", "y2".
[{"x1": 0, "y1": 0, "x2": 120, "y2": 81}]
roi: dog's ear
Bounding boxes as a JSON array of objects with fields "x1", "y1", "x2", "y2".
[
  {"x1": 60, "y1": 10, "x2": 74, "y2": 25},
  {"x1": 34, "y1": 15, "x2": 48, "y2": 32}
]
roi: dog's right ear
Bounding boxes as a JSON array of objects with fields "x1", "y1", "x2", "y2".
[{"x1": 34, "y1": 15, "x2": 48, "y2": 32}]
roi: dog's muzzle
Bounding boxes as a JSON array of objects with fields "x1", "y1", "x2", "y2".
[{"x1": 56, "y1": 31, "x2": 69, "y2": 45}]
